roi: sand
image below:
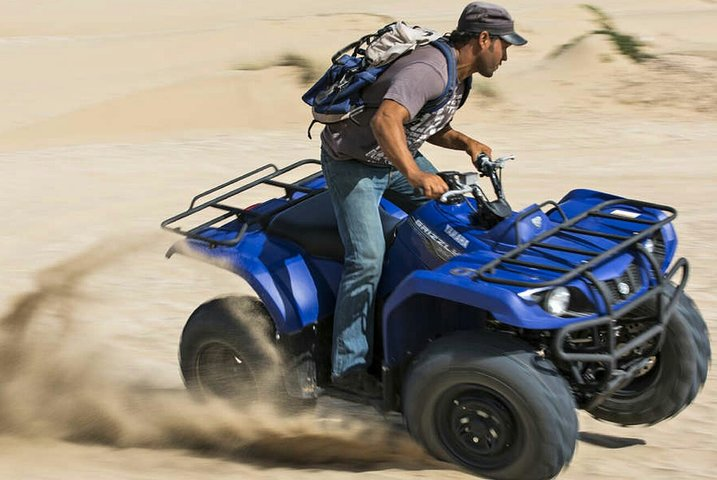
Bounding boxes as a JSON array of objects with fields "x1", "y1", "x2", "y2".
[{"x1": 0, "y1": 0, "x2": 715, "y2": 478}]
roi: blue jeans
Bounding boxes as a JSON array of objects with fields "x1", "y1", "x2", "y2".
[{"x1": 320, "y1": 149, "x2": 437, "y2": 379}]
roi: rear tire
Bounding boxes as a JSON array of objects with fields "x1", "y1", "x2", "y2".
[
  {"x1": 402, "y1": 332, "x2": 578, "y2": 480},
  {"x1": 588, "y1": 288, "x2": 710, "y2": 425},
  {"x1": 179, "y1": 296, "x2": 283, "y2": 404}
]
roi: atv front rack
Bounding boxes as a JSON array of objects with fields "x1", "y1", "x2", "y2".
[
  {"x1": 161, "y1": 159, "x2": 324, "y2": 247},
  {"x1": 471, "y1": 197, "x2": 688, "y2": 409},
  {"x1": 474, "y1": 198, "x2": 676, "y2": 288}
]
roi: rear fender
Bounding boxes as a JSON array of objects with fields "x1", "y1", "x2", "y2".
[{"x1": 168, "y1": 234, "x2": 340, "y2": 334}]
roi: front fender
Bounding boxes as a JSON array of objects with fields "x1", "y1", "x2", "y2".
[{"x1": 381, "y1": 263, "x2": 581, "y2": 367}]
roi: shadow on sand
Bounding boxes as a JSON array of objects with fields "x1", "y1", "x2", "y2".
[{"x1": 579, "y1": 431, "x2": 646, "y2": 449}]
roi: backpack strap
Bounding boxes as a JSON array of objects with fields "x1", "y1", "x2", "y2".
[
  {"x1": 459, "y1": 76, "x2": 472, "y2": 109},
  {"x1": 420, "y1": 39, "x2": 472, "y2": 114}
]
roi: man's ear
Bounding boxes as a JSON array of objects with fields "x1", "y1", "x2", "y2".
[{"x1": 478, "y1": 31, "x2": 491, "y2": 48}]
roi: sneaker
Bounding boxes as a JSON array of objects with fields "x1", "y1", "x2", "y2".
[{"x1": 331, "y1": 369, "x2": 383, "y2": 399}]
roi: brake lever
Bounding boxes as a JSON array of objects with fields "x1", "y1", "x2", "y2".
[
  {"x1": 492, "y1": 155, "x2": 515, "y2": 168},
  {"x1": 439, "y1": 185, "x2": 473, "y2": 203}
]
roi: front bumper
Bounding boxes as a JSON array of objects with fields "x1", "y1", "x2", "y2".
[{"x1": 552, "y1": 247, "x2": 689, "y2": 409}]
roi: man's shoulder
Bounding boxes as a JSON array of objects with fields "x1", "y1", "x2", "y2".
[{"x1": 393, "y1": 43, "x2": 449, "y2": 79}]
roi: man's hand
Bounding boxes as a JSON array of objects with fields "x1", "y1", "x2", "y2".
[
  {"x1": 426, "y1": 125, "x2": 492, "y2": 168},
  {"x1": 466, "y1": 140, "x2": 492, "y2": 164},
  {"x1": 407, "y1": 170, "x2": 449, "y2": 199}
]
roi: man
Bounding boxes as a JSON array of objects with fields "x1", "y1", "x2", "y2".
[{"x1": 320, "y1": 2, "x2": 527, "y2": 396}]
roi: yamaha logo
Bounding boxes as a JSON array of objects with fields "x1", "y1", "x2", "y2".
[
  {"x1": 531, "y1": 216, "x2": 543, "y2": 228},
  {"x1": 617, "y1": 282, "x2": 631, "y2": 296}
]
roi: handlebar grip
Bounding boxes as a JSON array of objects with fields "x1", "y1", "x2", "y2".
[{"x1": 474, "y1": 153, "x2": 492, "y2": 175}]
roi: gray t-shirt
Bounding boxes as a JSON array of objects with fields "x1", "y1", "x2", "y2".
[{"x1": 320, "y1": 44, "x2": 466, "y2": 166}]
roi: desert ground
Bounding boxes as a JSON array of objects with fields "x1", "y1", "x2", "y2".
[{"x1": 0, "y1": 0, "x2": 715, "y2": 478}]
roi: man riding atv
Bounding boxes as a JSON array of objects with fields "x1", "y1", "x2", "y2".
[{"x1": 319, "y1": 1, "x2": 527, "y2": 396}]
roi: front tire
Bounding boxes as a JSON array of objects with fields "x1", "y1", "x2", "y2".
[
  {"x1": 588, "y1": 289, "x2": 710, "y2": 425},
  {"x1": 402, "y1": 332, "x2": 578, "y2": 480}
]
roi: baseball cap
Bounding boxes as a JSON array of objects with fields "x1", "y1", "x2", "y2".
[{"x1": 457, "y1": 2, "x2": 527, "y2": 46}]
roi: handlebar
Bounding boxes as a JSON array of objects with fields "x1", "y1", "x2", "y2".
[
  {"x1": 434, "y1": 155, "x2": 515, "y2": 227},
  {"x1": 437, "y1": 154, "x2": 515, "y2": 203},
  {"x1": 474, "y1": 154, "x2": 515, "y2": 175}
]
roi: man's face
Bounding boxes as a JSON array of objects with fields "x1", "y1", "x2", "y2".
[{"x1": 475, "y1": 35, "x2": 510, "y2": 78}]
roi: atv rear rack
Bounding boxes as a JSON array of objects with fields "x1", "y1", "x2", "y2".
[
  {"x1": 474, "y1": 198, "x2": 676, "y2": 289},
  {"x1": 161, "y1": 159, "x2": 324, "y2": 247}
]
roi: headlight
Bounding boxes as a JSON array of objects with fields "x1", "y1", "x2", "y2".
[
  {"x1": 544, "y1": 287, "x2": 571, "y2": 316},
  {"x1": 644, "y1": 238, "x2": 655, "y2": 253}
]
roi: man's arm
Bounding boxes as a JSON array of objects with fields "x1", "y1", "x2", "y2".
[
  {"x1": 427, "y1": 124, "x2": 492, "y2": 163},
  {"x1": 370, "y1": 99, "x2": 448, "y2": 199}
]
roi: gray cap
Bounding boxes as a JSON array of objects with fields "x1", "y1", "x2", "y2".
[{"x1": 457, "y1": 2, "x2": 527, "y2": 46}]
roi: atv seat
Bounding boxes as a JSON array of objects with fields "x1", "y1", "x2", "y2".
[{"x1": 266, "y1": 190, "x2": 403, "y2": 261}]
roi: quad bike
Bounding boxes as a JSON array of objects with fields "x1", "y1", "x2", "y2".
[{"x1": 161, "y1": 155, "x2": 710, "y2": 480}]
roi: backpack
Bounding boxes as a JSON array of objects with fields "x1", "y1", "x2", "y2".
[{"x1": 301, "y1": 21, "x2": 472, "y2": 138}]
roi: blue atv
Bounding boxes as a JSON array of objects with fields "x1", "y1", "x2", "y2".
[{"x1": 162, "y1": 156, "x2": 710, "y2": 480}]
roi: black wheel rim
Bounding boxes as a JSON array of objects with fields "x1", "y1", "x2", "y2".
[
  {"x1": 195, "y1": 342, "x2": 257, "y2": 399},
  {"x1": 435, "y1": 384, "x2": 521, "y2": 471},
  {"x1": 613, "y1": 318, "x2": 663, "y2": 401},
  {"x1": 613, "y1": 353, "x2": 662, "y2": 400}
]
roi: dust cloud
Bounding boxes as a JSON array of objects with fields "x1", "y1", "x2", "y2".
[{"x1": 0, "y1": 237, "x2": 434, "y2": 471}]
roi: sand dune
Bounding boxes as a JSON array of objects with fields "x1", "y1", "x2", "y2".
[{"x1": 0, "y1": 69, "x2": 309, "y2": 150}]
